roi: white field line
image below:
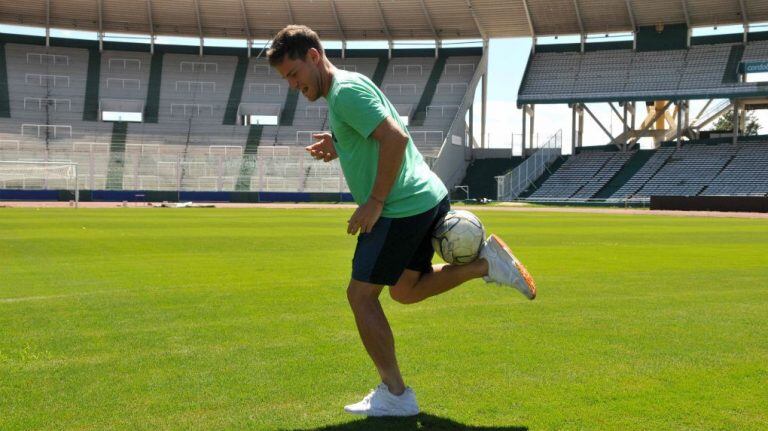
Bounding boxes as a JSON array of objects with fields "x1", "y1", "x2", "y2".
[{"x1": 0, "y1": 290, "x2": 115, "y2": 304}]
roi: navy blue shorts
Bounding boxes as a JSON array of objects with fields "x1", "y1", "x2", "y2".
[{"x1": 352, "y1": 196, "x2": 451, "y2": 286}]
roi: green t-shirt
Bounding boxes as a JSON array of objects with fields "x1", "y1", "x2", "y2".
[{"x1": 325, "y1": 70, "x2": 447, "y2": 218}]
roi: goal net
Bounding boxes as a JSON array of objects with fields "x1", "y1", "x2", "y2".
[{"x1": 0, "y1": 161, "x2": 79, "y2": 205}]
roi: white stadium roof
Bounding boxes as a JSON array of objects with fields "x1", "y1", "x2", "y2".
[{"x1": 0, "y1": 0, "x2": 766, "y2": 42}]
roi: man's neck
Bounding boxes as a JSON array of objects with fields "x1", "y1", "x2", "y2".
[{"x1": 320, "y1": 58, "x2": 337, "y2": 98}]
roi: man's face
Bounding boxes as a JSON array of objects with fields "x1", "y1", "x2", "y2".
[{"x1": 274, "y1": 50, "x2": 322, "y2": 102}]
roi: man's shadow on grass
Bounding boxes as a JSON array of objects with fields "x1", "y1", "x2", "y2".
[{"x1": 283, "y1": 412, "x2": 528, "y2": 431}]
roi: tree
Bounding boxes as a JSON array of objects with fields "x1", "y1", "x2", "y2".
[{"x1": 712, "y1": 110, "x2": 761, "y2": 136}]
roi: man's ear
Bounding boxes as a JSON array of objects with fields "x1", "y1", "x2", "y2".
[{"x1": 307, "y1": 48, "x2": 320, "y2": 64}]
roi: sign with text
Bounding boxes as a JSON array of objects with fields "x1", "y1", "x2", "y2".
[{"x1": 740, "y1": 61, "x2": 768, "y2": 74}]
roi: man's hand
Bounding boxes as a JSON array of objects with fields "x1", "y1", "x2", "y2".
[
  {"x1": 306, "y1": 133, "x2": 338, "y2": 162},
  {"x1": 347, "y1": 198, "x2": 384, "y2": 235}
]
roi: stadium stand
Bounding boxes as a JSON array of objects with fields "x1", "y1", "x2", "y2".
[
  {"x1": 529, "y1": 150, "x2": 632, "y2": 200},
  {"x1": 525, "y1": 140, "x2": 768, "y2": 201},
  {"x1": 0, "y1": 32, "x2": 482, "y2": 194},
  {"x1": 701, "y1": 143, "x2": 768, "y2": 196},
  {"x1": 594, "y1": 150, "x2": 655, "y2": 199},
  {"x1": 633, "y1": 144, "x2": 738, "y2": 197},
  {"x1": 159, "y1": 53, "x2": 237, "y2": 125},
  {"x1": 492, "y1": 27, "x2": 768, "y2": 204},
  {"x1": 607, "y1": 149, "x2": 673, "y2": 200},
  {"x1": 571, "y1": 151, "x2": 633, "y2": 199},
  {"x1": 100, "y1": 50, "x2": 151, "y2": 118},
  {"x1": 519, "y1": 39, "x2": 768, "y2": 104}
]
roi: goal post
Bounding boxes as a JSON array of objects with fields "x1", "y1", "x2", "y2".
[{"x1": 0, "y1": 160, "x2": 79, "y2": 207}]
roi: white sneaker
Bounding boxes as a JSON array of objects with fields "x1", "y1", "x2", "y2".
[
  {"x1": 343, "y1": 383, "x2": 420, "y2": 417},
  {"x1": 480, "y1": 234, "x2": 537, "y2": 300}
]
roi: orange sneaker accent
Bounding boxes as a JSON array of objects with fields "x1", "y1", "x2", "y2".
[
  {"x1": 489, "y1": 234, "x2": 537, "y2": 300},
  {"x1": 513, "y1": 259, "x2": 537, "y2": 300}
]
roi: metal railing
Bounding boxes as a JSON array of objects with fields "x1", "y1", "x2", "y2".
[{"x1": 496, "y1": 130, "x2": 563, "y2": 201}]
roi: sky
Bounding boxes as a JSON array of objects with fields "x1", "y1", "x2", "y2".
[{"x1": 1, "y1": 22, "x2": 767, "y2": 155}]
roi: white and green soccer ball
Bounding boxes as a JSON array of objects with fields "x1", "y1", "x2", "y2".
[{"x1": 431, "y1": 209, "x2": 486, "y2": 265}]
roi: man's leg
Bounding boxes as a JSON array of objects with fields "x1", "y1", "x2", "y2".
[
  {"x1": 346, "y1": 278, "x2": 406, "y2": 395},
  {"x1": 389, "y1": 258, "x2": 489, "y2": 305}
]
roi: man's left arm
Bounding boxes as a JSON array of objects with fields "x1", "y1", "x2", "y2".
[{"x1": 346, "y1": 116, "x2": 408, "y2": 235}]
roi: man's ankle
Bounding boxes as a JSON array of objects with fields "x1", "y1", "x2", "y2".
[
  {"x1": 383, "y1": 381, "x2": 406, "y2": 396},
  {"x1": 473, "y1": 257, "x2": 490, "y2": 277}
]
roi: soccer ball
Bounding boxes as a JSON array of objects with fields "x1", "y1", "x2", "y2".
[{"x1": 431, "y1": 210, "x2": 486, "y2": 265}]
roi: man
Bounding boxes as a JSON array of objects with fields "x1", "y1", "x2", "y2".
[{"x1": 268, "y1": 25, "x2": 536, "y2": 417}]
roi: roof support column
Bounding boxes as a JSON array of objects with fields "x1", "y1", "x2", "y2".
[
  {"x1": 481, "y1": 41, "x2": 488, "y2": 149},
  {"x1": 522, "y1": 105, "x2": 527, "y2": 154},
  {"x1": 623, "y1": 102, "x2": 629, "y2": 151},
  {"x1": 625, "y1": 0, "x2": 637, "y2": 51},
  {"x1": 97, "y1": 0, "x2": 104, "y2": 52},
  {"x1": 418, "y1": 0, "x2": 440, "y2": 58},
  {"x1": 618, "y1": 101, "x2": 636, "y2": 151},
  {"x1": 571, "y1": 104, "x2": 577, "y2": 154},
  {"x1": 522, "y1": 0, "x2": 536, "y2": 53},
  {"x1": 738, "y1": 0, "x2": 749, "y2": 44},
  {"x1": 573, "y1": 0, "x2": 586, "y2": 53},
  {"x1": 681, "y1": 0, "x2": 691, "y2": 48},
  {"x1": 676, "y1": 100, "x2": 683, "y2": 148},
  {"x1": 146, "y1": 0, "x2": 155, "y2": 54},
  {"x1": 238, "y1": 0, "x2": 252, "y2": 57},
  {"x1": 578, "y1": 105, "x2": 584, "y2": 150},
  {"x1": 374, "y1": 0, "x2": 393, "y2": 59},
  {"x1": 329, "y1": 0, "x2": 347, "y2": 59},
  {"x1": 45, "y1": 0, "x2": 50, "y2": 48},
  {"x1": 469, "y1": 102, "x2": 474, "y2": 153},
  {"x1": 521, "y1": 104, "x2": 535, "y2": 154},
  {"x1": 732, "y1": 101, "x2": 740, "y2": 145},
  {"x1": 466, "y1": 0, "x2": 487, "y2": 41},
  {"x1": 530, "y1": 105, "x2": 535, "y2": 151},
  {"x1": 192, "y1": 0, "x2": 204, "y2": 56}
]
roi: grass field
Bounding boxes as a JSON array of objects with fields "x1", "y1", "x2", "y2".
[{"x1": 1, "y1": 207, "x2": 767, "y2": 430}]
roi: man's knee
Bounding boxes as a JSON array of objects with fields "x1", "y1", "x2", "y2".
[
  {"x1": 346, "y1": 279, "x2": 383, "y2": 308},
  {"x1": 388, "y1": 285, "x2": 413, "y2": 304},
  {"x1": 388, "y1": 270, "x2": 421, "y2": 304}
]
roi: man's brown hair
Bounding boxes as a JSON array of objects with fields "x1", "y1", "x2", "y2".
[{"x1": 267, "y1": 25, "x2": 324, "y2": 66}]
